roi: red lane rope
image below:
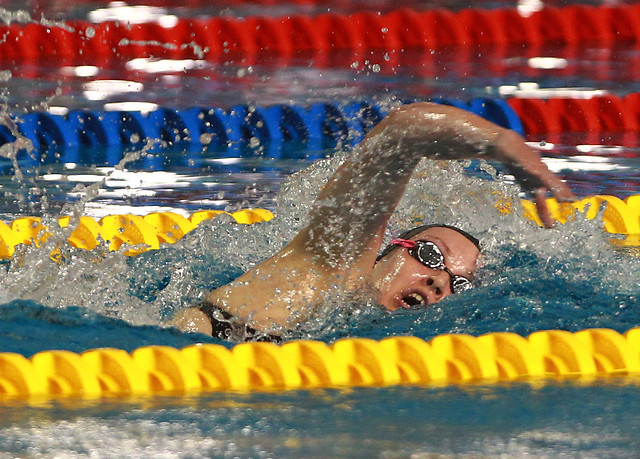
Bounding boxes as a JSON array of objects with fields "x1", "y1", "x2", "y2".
[
  {"x1": 24, "y1": 0, "x2": 407, "y2": 7},
  {"x1": 2, "y1": 4, "x2": 640, "y2": 64},
  {"x1": 508, "y1": 94, "x2": 640, "y2": 136}
]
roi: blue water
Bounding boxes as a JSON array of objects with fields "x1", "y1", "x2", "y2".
[
  {"x1": 3, "y1": 0, "x2": 640, "y2": 457},
  {"x1": 0, "y1": 383, "x2": 639, "y2": 457}
]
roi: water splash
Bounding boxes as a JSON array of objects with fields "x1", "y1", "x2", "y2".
[{"x1": 0, "y1": 139, "x2": 164, "y2": 325}]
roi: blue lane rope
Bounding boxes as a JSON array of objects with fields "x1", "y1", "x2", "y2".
[{"x1": 0, "y1": 98, "x2": 524, "y2": 158}]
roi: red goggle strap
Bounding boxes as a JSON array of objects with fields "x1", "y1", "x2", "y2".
[{"x1": 390, "y1": 238, "x2": 417, "y2": 249}]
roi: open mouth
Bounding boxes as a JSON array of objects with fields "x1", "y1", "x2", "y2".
[{"x1": 401, "y1": 292, "x2": 428, "y2": 308}]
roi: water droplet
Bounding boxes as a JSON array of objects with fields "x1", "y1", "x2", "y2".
[{"x1": 199, "y1": 133, "x2": 212, "y2": 145}]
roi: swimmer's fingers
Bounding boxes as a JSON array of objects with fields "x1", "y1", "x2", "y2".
[
  {"x1": 494, "y1": 130, "x2": 576, "y2": 203},
  {"x1": 504, "y1": 163, "x2": 575, "y2": 228},
  {"x1": 505, "y1": 160, "x2": 575, "y2": 202},
  {"x1": 533, "y1": 188, "x2": 555, "y2": 229},
  {"x1": 495, "y1": 136, "x2": 576, "y2": 228},
  {"x1": 501, "y1": 169, "x2": 555, "y2": 228},
  {"x1": 526, "y1": 159, "x2": 575, "y2": 203}
]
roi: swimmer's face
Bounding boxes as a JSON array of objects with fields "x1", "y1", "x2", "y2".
[{"x1": 371, "y1": 227, "x2": 480, "y2": 311}]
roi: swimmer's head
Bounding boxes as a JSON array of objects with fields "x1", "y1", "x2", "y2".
[{"x1": 371, "y1": 225, "x2": 480, "y2": 311}]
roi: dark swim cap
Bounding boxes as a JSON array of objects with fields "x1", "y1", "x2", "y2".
[{"x1": 376, "y1": 224, "x2": 481, "y2": 261}]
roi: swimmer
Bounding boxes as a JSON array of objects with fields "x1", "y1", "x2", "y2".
[{"x1": 172, "y1": 102, "x2": 574, "y2": 340}]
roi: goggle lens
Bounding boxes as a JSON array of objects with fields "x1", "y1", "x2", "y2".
[
  {"x1": 389, "y1": 238, "x2": 473, "y2": 295},
  {"x1": 416, "y1": 243, "x2": 444, "y2": 268},
  {"x1": 451, "y1": 276, "x2": 473, "y2": 293}
]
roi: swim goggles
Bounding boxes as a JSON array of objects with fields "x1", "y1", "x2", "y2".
[{"x1": 389, "y1": 238, "x2": 473, "y2": 294}]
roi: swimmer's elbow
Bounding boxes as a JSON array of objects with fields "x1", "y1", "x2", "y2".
[
  {"x1": 368, "y1": 102, "x2": 464, "y2": 143},
  {"x1": 381, "y1": 101, "x2": 503, "y2": 136},
  {"x1": 170, "y1": 307, "x2": 213, "y2": 336}
]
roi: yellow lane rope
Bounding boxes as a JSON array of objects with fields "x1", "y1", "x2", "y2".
[
  {"x1": 1, "y1": 194, "x2": 639, "y2": 260},
  {"x1": 1, "y1": 328, "x2": 639, "y2": 399},
  {"x1": 0, "y1": 208, "x2": 274, "y2": 258}
]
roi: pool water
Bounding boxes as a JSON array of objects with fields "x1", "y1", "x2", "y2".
[
  {"x1": 3, "y1": 0, "x2": 640, "y2": 457},
  {"x1": 0, "y1": 382, "x2": 640, "y2": 457}
]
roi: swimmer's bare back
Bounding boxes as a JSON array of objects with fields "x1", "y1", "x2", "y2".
[{"x1": 173, "y1": 102, "x2": 574, "y2": 337}]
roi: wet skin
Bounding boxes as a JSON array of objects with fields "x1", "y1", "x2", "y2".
[{"x1": 372, "y1": 227, "x2": 480, "y2": 311}]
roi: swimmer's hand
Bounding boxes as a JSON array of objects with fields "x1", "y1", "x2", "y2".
[{"x1": 490, "y1": 129, "x2": 576, "y2": 228}]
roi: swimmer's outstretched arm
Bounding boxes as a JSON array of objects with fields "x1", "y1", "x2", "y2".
[
  {"x1": 175, "y1": 102, "x2": 573, "y2": 335},
  {"x1": 298, "y1": 102, "x2": 573, "y2": 263}
]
